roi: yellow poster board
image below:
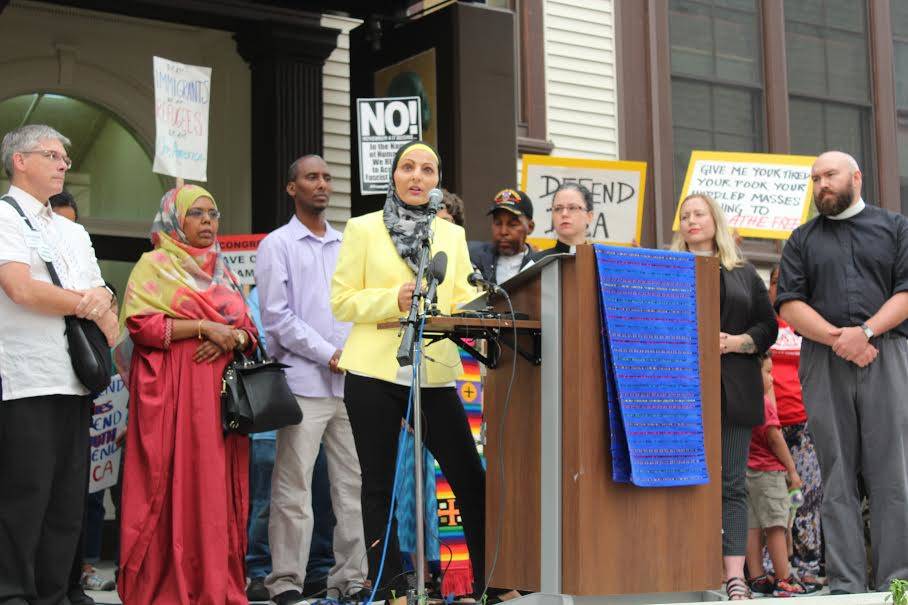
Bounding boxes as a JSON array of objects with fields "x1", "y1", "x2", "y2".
[
  {"x1": 520, "y1": 154, "x2": 647, "y2": 249},
  {"x1": 674, "y1": 151, "x2": 815, "y2": 240}
]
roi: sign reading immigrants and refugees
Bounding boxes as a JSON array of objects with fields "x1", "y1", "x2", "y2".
[
  {"x1": 674, "y1": 151, "x2": 815, "y2": 239},
  {"x1": 152, "y1": 56, "x2": 212, "y2": 182},
  {"x1": 219, "y1": 234, "x2": 267, "y2": 286},
  {"x1": 357, "y1": 96, "x2": 423, "y2": 195},
  {"x1": 89, "y1": 374, "x2": 128, "y2": 494},
  {"x1": 520, "y1": 154, "x2": 647, "y2": 248}
]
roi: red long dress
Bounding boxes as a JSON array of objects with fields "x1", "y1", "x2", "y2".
[{"x1": 118, "y1": 313, "x2": 252, "y2": 605}]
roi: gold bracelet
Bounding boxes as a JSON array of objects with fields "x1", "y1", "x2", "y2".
[{"x1": 197, "y1": 319, "x2": 203, "y2": 340}]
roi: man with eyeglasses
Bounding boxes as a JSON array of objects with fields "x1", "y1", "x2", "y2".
[
  {"x1": 0, "y1": 124, "x2": 118, "y2": 605},
  {"x1": 530, "y1": 182, "x2": 595, "y2": 262},
  {"x1": 468, "y1": 188, "x2": 536, "y2": 285}
]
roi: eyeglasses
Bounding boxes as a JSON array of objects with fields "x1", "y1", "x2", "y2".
[
  {"x1": 20, "y1": 148, "x2": 72, "y2": 169},
  {"x1": 185, "y1": 208, "x2": 221, "y2": 220},
  {"x1": 552, "y1": 204, "x2": 587, "y2": 215}
]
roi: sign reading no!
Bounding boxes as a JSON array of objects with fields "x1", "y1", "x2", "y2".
[
  {"x1": 674, "y1": 151, "x2": 815, "y2": 240},
  {"x1": 357, "y1": 96, "x2": 422, "y2": 195}
]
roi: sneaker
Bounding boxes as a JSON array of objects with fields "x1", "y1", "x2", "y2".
[
  {"x1": 773, "y1": 576, "x2": 809, "y2": 597},
  {"x1": 81, "y1": 571, "x2": 116, "y2": 591},
  {"x1": 272, "y1": 589, "x2": 307, "y2": 605},
  {"x1": 749, "y1": 575, "x2": 774, "y2": 596},
  {"x1": 246, "y1": 577, "x2": 269, "y2": 601}
]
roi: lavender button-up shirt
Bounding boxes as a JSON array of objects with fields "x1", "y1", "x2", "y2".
[{"x1": 255, "y1": 216, "x2": 350, "y2": 398}]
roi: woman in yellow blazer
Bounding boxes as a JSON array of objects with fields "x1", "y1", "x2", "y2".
[{"x1": 331, "y1": 141, "x2": 485, "y2": 600}]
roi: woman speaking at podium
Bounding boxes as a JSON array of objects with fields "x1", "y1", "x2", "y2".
[
  {"x1": 671, "y1": 193, "x2": 777, "y2": 600},
  {"x1": 331, "y1": 141, "x2": 485, "y2": 600}
]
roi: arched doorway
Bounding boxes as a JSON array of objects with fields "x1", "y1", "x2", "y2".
[{"x1": 0, "y1": 92, "x2": 167, "y2": 295}]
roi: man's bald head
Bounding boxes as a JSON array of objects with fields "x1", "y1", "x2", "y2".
[
  {"x1": 813, "y1": 150, "x2": 860, "y2": 174},
  {"x1": 811, "y1": 150, "x2": 862, "y2": 216}
]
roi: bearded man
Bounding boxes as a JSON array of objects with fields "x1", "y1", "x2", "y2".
[{"x1": 775, "y1": 150, "x2": 908, "y2": 594}]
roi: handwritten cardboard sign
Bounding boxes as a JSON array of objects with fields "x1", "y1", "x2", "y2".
[
  {"x1": 219, "y1": 234, "x2": 267, "y2": 286},
  {"x1": 89, "y1": 375, "x2": 128, "y2": 494},
  {"x1": 520, "y1": 154, "x2": 647, "y2": 248},
  {"x1": 152, "y1": 56, "x2": 212, "y2": 182},
  {"x1": 674, "y1": 151, "x2": 815, "y2": 239}
]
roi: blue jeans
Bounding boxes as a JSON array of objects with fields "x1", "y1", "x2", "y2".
[
  {"x1": 247, "y1": 440, "x2": 336, "y2": 581},
  {"x1": 247, "y1": 439, "x2": 276, "y2": 579}
]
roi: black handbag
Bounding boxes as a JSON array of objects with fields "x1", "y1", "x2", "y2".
[
  {"x1": 2, "y1": 196, "x2": 112, "y2": 393},
  {"x1": 221, "y1": 343, "x2": 302, "y2": 434}
]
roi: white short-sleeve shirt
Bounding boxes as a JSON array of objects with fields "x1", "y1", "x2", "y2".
[{"x1": 0, "y1": 185, "x2": 105, "y2": 401}]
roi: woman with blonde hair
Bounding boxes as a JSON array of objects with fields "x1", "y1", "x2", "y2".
[{"x1": 671, "y1": 193, "x2": 777, "y2": 600}]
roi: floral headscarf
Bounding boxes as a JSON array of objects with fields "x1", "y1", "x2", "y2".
[{"x1": 113, "y1": 185, "x2": 246, "y2": 379}]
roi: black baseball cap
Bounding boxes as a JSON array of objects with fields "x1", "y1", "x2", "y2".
[{"x1": 486, "y1": 188, "x2": 534, "y2": 220}]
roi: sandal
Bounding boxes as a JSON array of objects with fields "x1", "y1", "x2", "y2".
[{"x1": 725, "y1": 577, "x2": 751, "y2": 601}]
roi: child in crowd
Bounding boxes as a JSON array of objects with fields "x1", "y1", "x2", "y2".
[{"x1": 745, "y1": 354, "x2": 811, "y2": 597}]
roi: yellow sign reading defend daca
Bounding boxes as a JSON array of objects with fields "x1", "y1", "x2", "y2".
[
  {"x1": 674, "y1": 151, "x2": 815, "y2": 240},
  {"x1": 520, "y1": 154, "x2": 647, "y2": 249}
]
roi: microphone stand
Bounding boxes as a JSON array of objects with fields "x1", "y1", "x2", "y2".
[{"x1": 395, "y1": 216, "x2": 440, "y2": 605}]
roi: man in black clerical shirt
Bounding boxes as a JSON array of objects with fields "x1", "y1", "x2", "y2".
[{"x1": 775, "y1": 151, "x2": 908, "y2": 594}]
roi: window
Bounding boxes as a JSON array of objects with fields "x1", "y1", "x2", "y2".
[
  {"x1": 669, "y1": 0, "x2": 764, "y2": 199},
  {"x1": 893, "y1": 0, "x2": 908, "y2": 210},
  {"x1": 785, "y1": 0, "x2": 875, "y2": 202}
]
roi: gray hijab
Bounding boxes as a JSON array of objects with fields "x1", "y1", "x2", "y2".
[{"x1": 382, "y1": 141, "x2": 442, "y2": 273}]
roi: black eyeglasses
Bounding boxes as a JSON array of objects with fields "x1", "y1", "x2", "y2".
[
  {"x1": 20, "y1": 148, "x2": 72, "y2": 169},
  {"x1": 185, "y1": 208, "x2": 221, "y2": 220}
]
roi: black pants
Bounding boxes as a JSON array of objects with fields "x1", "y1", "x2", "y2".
[
  {"x1": 344, "y1": 373, "x2": 486, "y2": 599},
  {"x1": 0, "y1": 394, "x2": 91, "y2": 605}
]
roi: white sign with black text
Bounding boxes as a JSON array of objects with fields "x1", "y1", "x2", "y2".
[{"x1": 357, "y1": 96, "x2": 422, "y2": 195}]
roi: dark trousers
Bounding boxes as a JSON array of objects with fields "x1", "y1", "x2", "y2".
[
  {"x1": 0, "y1": 394, "x2": 90, "y2": 605},
  {"x1": 721, "y1": 422, "x2": 751, "y2": 557},
  {"x1": 344, "y1": 374, "x2": 485, "y2": 599}
]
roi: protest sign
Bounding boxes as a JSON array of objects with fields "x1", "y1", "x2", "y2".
[
  {"x1": 520, "y1": 154, "x2": 647, "y2": 248},
  {"x1": 152, "y1": 56, "x2": 212, "y2": 182},
  {"x1": 674, "y1": 151, "x2": 815, "y2": 239},
  {"x1": 89, "y1": 375, "x2": 128, "y2": 493},
  {"x1": 357, "y1": 96, "x2": 422, "y2": 195},
  {"x1": 219, "y1": 234, "x2": 267, "y2": 286}
]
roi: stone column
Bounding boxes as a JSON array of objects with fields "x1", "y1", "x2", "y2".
[{"x1": 236, "y1": 21, "x2": 339, "y2": 232}]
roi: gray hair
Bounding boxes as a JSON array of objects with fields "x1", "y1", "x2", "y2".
[{"x1": 1, "y1": 124, "x2": 71, "y2": 178}]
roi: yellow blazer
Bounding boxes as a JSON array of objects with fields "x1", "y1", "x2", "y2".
[{"x1": 331, "y1": 210, "x2": 478, "y2": 384}]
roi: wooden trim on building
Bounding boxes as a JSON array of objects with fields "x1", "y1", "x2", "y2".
[
  {"x1": 762, "y1": 0, "x2": 790, "y2": 154},
  {"x1": 648, "y1": 0, "x2": 675, "y2": 248},
  {"x1": 517, "y1": 0, "x2": 552, "y2": 155},
  {"x1": 869, "y1": 0, "x2": 900, "y2": 212},
  {"x1": 615, "y1": 0, "x2": 656, "y2": 248}
]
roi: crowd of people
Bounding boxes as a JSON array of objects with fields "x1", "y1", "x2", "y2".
[{"x1": 1, "y1": 122, "x2": 907, "y2": 605}]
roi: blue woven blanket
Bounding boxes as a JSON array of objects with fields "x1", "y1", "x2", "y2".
[{"x1": 594, "y1": 245, "x2": 709, "y2": 487}]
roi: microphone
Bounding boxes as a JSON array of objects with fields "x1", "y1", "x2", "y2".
[
  {"x1": 468, "y1": 268, "x2": 504, "y2": 295},
  {"x1": 429, "y1": 251, "x2": 448, "y2": 283},
  {"x1": 425, "y1": 252, "x2": 448, "y2": 313},
  {"x1": 427, "y1": 188, "x2": 444, "y2": 213}
]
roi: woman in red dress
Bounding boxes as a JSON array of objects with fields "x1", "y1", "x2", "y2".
[{"x1": 114, "y1": 185, "x2": 256, "y2": 604}]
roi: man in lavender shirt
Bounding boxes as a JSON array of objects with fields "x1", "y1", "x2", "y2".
[{"x1": 257, "y1": 155, "x2": 367, "y2": 605}]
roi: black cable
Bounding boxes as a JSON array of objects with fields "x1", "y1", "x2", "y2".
[{"x1": 479, "y1": 291, "x2": 519, "y2": 601}]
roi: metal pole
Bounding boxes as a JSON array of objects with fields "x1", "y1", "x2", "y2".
[{"x1": 412, "y1": 344, "x2": 426, "y2": 604}]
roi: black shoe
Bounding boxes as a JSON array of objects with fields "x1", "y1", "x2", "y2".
[
  {"x1": 67, "y1": 588, "x2": 96, "y2": 605},
  {"x1": 345, "y1": 587, "x2": 373, "y2": 603},
  {"x1": 272, "y1": 589, "x2": 305, "y2": 605},
  {"x1": 246, "y1": 577, "x2": 270, "y2": 602}
]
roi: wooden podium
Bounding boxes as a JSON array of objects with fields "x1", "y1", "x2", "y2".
[{"x1": 482, "y1": 245, "x2": 722, "y2": 596}]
